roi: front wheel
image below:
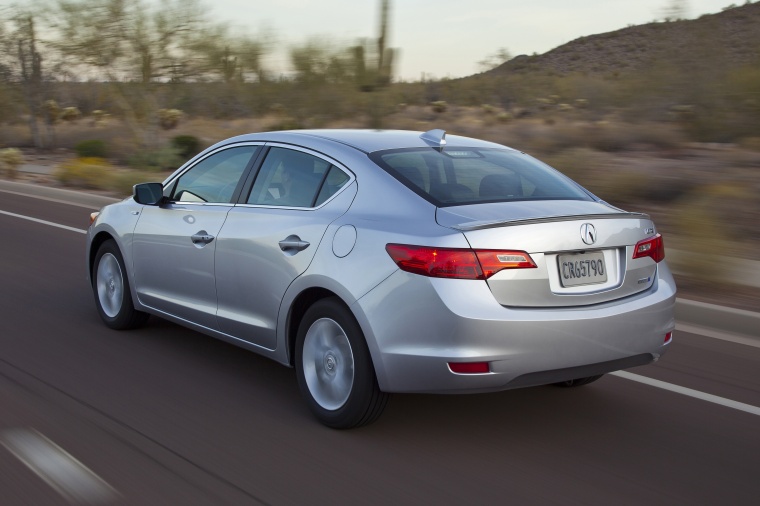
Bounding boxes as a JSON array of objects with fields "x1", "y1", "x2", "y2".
[
  {"x1": 295, "y1": 298, "x2": 388, "y2": 429},
  {"x1": 92, "y1": 240, "x2": 148, "y2": 330}
]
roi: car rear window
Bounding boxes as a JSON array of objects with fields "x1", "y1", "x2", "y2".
[{"x1": 370, "y1": 148, "x2": 593, "y2": 207}]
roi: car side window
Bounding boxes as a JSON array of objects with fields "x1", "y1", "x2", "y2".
[
  {"x1": 314, "y1": 166, "x2": 350, "y2": 206},
  {"x1": 171, "y1": 146, "x2": 258, "y2": 203},
  {"x1": 247, "y1": 147, "x2": 344, "y2": 208}
]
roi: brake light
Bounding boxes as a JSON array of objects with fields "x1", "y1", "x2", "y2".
[
  {"x1": 385, "y1": 244, "x2": 536, "y2": 280},
  {"x1": 633, "y1": 233, "x2": 665, "y2": 263}
]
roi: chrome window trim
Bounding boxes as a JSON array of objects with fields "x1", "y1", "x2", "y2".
[
  {"x1": 160, "y1": 202, "x2": 236, "y2": 208},
  {"x1": 234, "y1": 142, "x2": 356, "y2": 211}
]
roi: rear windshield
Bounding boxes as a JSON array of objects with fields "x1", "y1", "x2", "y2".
[{"x1": 370, "y1": 147, "x2": 593, "y2": 207}]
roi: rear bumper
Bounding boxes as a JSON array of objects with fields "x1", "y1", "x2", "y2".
[{"x1": 354, "y1": 262, "x2": 676, "y2": 393}]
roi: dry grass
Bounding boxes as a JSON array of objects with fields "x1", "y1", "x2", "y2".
[{"x1": 4, "y1": 109, "x2": 760, "y2": 264}]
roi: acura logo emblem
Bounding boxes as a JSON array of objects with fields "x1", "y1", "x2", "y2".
[{"x1": 580, "y1": 223, "x2": 597, "y2": 245}]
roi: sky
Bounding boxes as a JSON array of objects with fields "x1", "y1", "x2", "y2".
[{"x1": 164, "y1": 0, "x2": 742, "y2": 80}]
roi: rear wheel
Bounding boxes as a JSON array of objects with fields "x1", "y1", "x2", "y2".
[
  {"x1": 92, "y1": 240, "x2": 148, "y2": 330},
  {"x1": 295, "y1": 298, "x2": 388, "y2": 429},
  {"x1": 553, "y1": 374, "x2": 603, "y2": 387}
]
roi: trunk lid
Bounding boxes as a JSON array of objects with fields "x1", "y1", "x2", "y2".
[{"x1": 437, "y1": 201, "x2": 661, "y2": 307}]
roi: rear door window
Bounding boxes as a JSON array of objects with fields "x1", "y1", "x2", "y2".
[{"x1": 246, "y1": 147, "x2": 350, "y2": 208}]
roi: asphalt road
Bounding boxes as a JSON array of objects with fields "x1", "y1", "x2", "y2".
[{"x1": 1, "y1": 187, "x2": 759, "y2": 505}]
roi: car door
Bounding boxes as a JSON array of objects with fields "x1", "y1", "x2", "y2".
[
  {"x1": 132, "y1": 144, "x2": 261, "y2": 329},
  {"x1": 215, "y1": 145, "x2": 356, "y2": 350}
]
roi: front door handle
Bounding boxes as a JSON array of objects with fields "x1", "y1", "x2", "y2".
[
  {"x1": 191, "y1": 230, "x2": 215, "y2": 245},
  {"x1": 279, "y1": 235, "x2": 310, "y2": 253}
]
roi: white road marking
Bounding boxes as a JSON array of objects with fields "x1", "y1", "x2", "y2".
[
  {"x1": 0, "y1": 209, "x2": 86, "y2": 234},
  {"x1": 1, "y1": 428, "x2": 120, "y2": 504},
  {"x1": 676, "y1": 323, "x2": 760, "y2": 349},
  {"x1": 611, "y1": 371, "x2": 760, "y2": 416},
  {"x1": 0, "y1": 188, "x2": 110, "y2": 209}
]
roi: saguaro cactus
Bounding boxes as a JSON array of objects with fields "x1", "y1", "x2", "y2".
[{"x1": 352, "y1": 0, "x2": 396, "y2": 92}]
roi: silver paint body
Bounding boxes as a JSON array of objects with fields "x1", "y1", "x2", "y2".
[{"x1": 86, "y1": 130, "x2": 675, "y2": 393}]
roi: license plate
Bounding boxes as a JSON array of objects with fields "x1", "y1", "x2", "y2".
[{"x1": 558, "y1": 251, "x2": 607, "y2": 287}]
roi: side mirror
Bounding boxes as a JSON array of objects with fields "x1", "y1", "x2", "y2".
[{"x1": 133, "y1": 182, "x2": 165, "y2": 205}]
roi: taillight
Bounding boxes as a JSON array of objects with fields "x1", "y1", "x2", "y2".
[
  {"x1": 475, "y1": 250, "x2": 537, "y2": 277},
  {"x1": 385, "y1": 244, "x2": 536, "y2": 280},
  {"x1": 633, "y1": 233, "x2": 665, "y2": 263}
]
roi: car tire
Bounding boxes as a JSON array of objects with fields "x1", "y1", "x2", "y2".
[
  {"x1": 92, "y1": 240, "x2": 148, "y2": 330},
  {"x1": 553, "y1": 374, "x2": 604, "y2": 387},
  {"x1": 295, "y1": 298, "x2": 388, "y2": 429}
]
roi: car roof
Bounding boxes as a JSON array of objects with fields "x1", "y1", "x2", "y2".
[{"x1": 220, "y1": 129, "x2": 510, "y2": 154}]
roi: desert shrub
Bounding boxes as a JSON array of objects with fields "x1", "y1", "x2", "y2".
[
  {"x1": 41, "y1": 100, "x2": 60, "y2": 124},
  {"x1": 60, "y1": 107, "x2": 82, "y2": 122},
  {"x1": 582, "y1": 122, "x2": 683, "y2": 152},
  {"x1": 587, "y1": 170, "x2": 653, "y2": 207},
  {"x1": 737, "y1": 136, "x2": 760, "y2": 151},
  {"x1": 670, "y1": 193, "x2": 733, "y2": 281},
  {"x1": 75, "y1": 139, "x2": 108, "y2": 158},
  {"x1": 91, "y1": 110, "x2": 109, "y2": 124},
  {"x1": 55, "y1": 158, "x2": 112, "y2": 188},
  {"x1": 430, "y1": 100, "x2": 448, "y2": 113},
  {"x1": 105, "y1": 170, "x2": 161, "y2": 197},
  {"x1": 127, "y1": 147, "x2": 184, "y2": 172},
  {"x1": 158, "y1": 108, "x2": 183, "y2": 130},
  {"x1": 171, "y1": 135, "x2": 202, "y2": 159},
  {"x1": 541, "y1": 147, "x2": 604, "y2": 181},
  {"x1": 517, "y1": 122, "x2": 588, "y2": 155},
  {"x1": 0, "y1": 148, "x2": 24, "y2": 179},
  {"x1": 268, "y1": 118, "x2": 304, "y2": 131},
  {"x1": 586, "y1": 123, "x2": 637, "y2": 152}
]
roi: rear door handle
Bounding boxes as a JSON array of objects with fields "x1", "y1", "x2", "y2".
[
  {"x1": 191, "y1": 231, "x2": 215, "y2": 245},
  {"x1": 279, "y1": 235, "x2": 310, "y2": 253}
]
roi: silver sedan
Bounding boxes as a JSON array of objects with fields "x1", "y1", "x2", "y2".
[{"x1": 86, "y1": 129, "x2": 676, "y2": 428}]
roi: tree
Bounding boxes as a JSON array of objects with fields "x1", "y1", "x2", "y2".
[
  {"x1": 660, "y1": 0, "x2": 690, "y2": 21},
  {"x1": 477, "y1": 48, "x2": 512, "y2": 72}
]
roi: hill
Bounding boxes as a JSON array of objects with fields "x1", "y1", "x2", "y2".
[{"x1": 489, "y1": 2, "x2": 760, "y2": 76}]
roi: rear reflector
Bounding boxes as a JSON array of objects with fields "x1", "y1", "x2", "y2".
[
  {"x1": 448, "y1": 362, "x2": 490, "y2": 374},
  {"x1": 664, "y1": 332, "x2": 673, "y2": 344},
  {"x1": 386, "y1": 244, "x2": 536, "y2": 280},
  {"x1": 633, "y1": 233, "x2": 665, "y2": 263}
]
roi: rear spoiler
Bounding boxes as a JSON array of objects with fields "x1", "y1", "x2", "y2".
[{"x1": 452, "y1": 212, "x2": 650, "y2": 231}]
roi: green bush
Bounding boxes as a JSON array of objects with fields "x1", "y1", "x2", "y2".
[
  {"x1": 171, "y1": 135, "x2": 202, "y2": 159},
  {"x1": 0, "y1": 148, "x2": 24, "y2": 180},
  {"x1": 430, "y1": 100, "x2": 448, "y2": 113},
  {"x1": 75, "y1": 139, "x2": 108, "y2": 158},
  {"x1": 55, "y1": 157, "x2": 111, "y2": 188},
  {"x1": 105, "y1": 171, "x2": 158, "y2": 196}
]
